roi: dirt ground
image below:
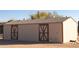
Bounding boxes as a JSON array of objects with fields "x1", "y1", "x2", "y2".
[
  {"x1": 0, "y1": 40, "x2": 78, "y2": 48},
  {"x1": 0, "y1": 34, "x2": 79, "y2": 48},
  {"x1": 0, "y1": 43, "x2": 79, "y2": 48}
]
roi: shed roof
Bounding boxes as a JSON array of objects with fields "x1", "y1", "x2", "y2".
[
  {"x1": 0, "y1": 22, "x2": 6, "y2": 25},
  {"x1": 5, "y1": 17, "x2": 71, "y2": 25}
]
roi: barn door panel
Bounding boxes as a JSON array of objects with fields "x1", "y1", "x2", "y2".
[
  {"x1": 39, "y1": 24, "x2": 49, "y2": 42},
  {"x1": 11, "y1": 25, "x2": 18, "y2": 40}
]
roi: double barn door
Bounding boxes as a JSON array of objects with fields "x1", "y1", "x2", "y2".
[{"x1": 11, "y1": 24, "x2": 49, "y2": 42}]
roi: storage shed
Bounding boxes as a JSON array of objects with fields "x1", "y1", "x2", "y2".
[{"x1": 3, "y1": 17, "x2": 77, "y2": 43}]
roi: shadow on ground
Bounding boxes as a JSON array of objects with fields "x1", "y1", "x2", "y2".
[{"x1": 0, "y1": 40, "x2": 61, "y2": 45}]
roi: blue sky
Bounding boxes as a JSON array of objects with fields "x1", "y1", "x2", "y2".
[{"x1": 0, "y1": 10, "x2": 79, "y2": 22}]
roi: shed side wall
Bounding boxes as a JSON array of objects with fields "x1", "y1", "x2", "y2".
[{"x1": 63, "y1": 18, "x2": 77, "y2": 43}]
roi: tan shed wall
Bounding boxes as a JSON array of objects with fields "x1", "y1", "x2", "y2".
[
  {"x1": 3, "y1": 25, "x2": 11, "y2": 40},
  {"x1": 49, "y1": 23, "x2": 63, "y2": 43},
  {"x1": 18, "y1": 24, "x2": 39, "y2": 42},
  {"x1": 63, "y1": 18, "x2": 77, "y2": 43}
]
